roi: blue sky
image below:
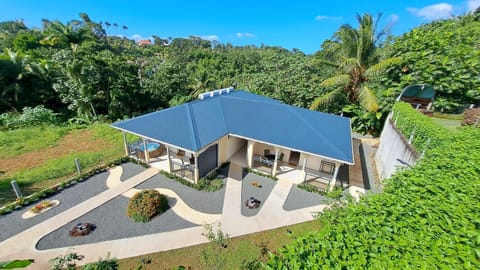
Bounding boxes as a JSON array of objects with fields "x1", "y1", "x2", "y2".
[{"x1": 1, "y1": 0, "x2": 479, "y2": 54}]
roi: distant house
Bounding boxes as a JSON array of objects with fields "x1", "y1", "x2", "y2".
[
  {"x1": 111, "y1": 88, "x2": 354, "y2": 191},
  {"x1": 399, "y1": 84, "x2": 436, "y2": 111},
  {"x1": 137, "y1": 39, "x2": 152, "y2": 46}
]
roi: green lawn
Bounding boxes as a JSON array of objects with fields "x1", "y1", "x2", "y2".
[
  {"x1": 117, "y1": 220, "x2": 321, "y2": 269},
  {"x1": 0, "y1": 123, "x2": 132, "y2": 206},
  {"x1": 0, "y1": 125, "x2": 70, "y2": 159},
  {"x1": 431, "y1": 117, "x2": 462, "y2": 130}
]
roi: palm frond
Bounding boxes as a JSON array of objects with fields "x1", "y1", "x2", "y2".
[
  {"x1": 319, "y1": 74, "x2": 351, "y2": 88},
  {"x1": 311, "y1": 58, "x2": 339, "y2": 68},
  {"x1": 339, "y1": 57, "x2": 359, "y2": 72},
  {"x1": 358, "y1": 85, "x2": 379, "y2": 112},
  {"x1": 309, "y1": 89, "x2": 343, "y2": 110},
  {"x1": 365, "y1": 57, "x2": 401, "y2": 78}
]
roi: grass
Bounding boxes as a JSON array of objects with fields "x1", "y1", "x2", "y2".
[
  {"x1": 431, "y1": 117, "x2": 462, "y2": 130},
  {"x1": 432, "y1": 112, "x2": 463, "y2": 120},
  {"x1": 0, "y1": 125, "x2": 70, "y2": 159},
  {"x1": 0, "y1": 123, "x2": 131, "y2": 206},
  {"x1": 117, "y1": 220, "x2": 321, "y2": 269}
]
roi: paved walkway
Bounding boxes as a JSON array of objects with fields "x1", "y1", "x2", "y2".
[
  {"x1": 0, "y1": 164, "x2": 328, "y2": 269},
  {"x1": 107, "y1": 166, "x2": 221, "y2": 225}
]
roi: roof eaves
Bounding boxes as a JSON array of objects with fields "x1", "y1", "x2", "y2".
[{"x1": 287, "y1": 106, "x2": 352, "y2": 162}]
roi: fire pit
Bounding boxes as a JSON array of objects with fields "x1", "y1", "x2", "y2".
[
  {"x1": 245, "y1": 197, "x2": 261, "y2": 209},
  {"x1": 69, "y1": 223, "x2": 95, "y2": 237}
]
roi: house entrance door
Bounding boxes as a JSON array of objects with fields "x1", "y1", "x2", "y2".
[{"x1": 288, "y1": 151, "x2": 300, "y2": 166}]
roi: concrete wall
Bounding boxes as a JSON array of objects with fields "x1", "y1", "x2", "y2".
[{"x1": 375, "y1": 117, "x2": 418, "y2": 180}]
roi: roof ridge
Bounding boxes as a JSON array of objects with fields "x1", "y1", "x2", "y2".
[
  {"x1": 185, "y1": 103, "x2": 201, "y2": 150},
  {"x1": 218, "y1": 96, "x2": 230, "y2": 134}
]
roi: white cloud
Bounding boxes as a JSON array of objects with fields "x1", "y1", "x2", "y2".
[
  {"x1": 468, "y1": 0, "x2": 480, "y2": 11},
  {"x1": 407, "y1": 3, "x2": 454, "y2": 20},
  {"x1": 390, "y1": 14, "x2": 400, "y2": 23},
  {"x1": 201, "y1": 35, "x2": 219, "y2": 41},
  {"x1": 131, "y1": 34, "x2": 152, "y2": 41},
  {"x1": 315, "y1": 15, "x2": 342, "y2": 21},
  {"x1": 236, "y1": 32, "x2": 256, "y2": 38}
]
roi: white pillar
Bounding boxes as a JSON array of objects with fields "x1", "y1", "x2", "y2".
[
  {"x1": 247, "y1": 141, "x2": 255, "y2": 168},
  {"x1": 166, "y1": 147, "x2": 172, "y2": 173},
  {"x1": 194, "y1": 155, "x2": 199, "y2": 184},
  {"x1": 329, "y1": 163, "x2": 341, "y2": 192},
  {"x1": 142, "y1": 139, "x2": 150, "y2": 163},
  {"x1": 272, "y1": 148, "x2": 280, "y2": 177},
  {"x1": 301, "y1": 155, "x2": 308, "y2": 182},
  {"x1": 122, "y1": 132, "x2": 129, "y2": 156}
]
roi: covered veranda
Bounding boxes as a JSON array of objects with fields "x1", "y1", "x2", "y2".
[
  {"x1": 119, "y1": 132, "x2": 211, "y2": 184},
  {"x1": 226, "y1": 136, "x2": 346, "y2": 191}
]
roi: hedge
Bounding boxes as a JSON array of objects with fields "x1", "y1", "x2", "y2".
[{"x1": 266, "y1": 104, "x2": 480, "y2": 269}]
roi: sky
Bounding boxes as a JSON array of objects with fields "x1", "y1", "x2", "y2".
[{"x1": 1, "y1": 0, "x2": 479, "y2": 54}]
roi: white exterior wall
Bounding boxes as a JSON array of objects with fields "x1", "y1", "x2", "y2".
[
  {"x1": 375, "y1": 117, "x2": 418, "y2": 180},
  {"x1": 304, "y1": 154, "x2": 324, "y2": 170}
]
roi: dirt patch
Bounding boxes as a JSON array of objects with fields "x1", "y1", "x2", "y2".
[{"x1": 0, "y1": 129, "x2": 114, "y2": 176}]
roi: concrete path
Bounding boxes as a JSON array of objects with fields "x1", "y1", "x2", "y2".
[
  {"x1": 107, "y1": 166, "x2": 221, "y2": 225},
  {"x1": 221, "y1": 162, "x2": 327, "y2": 236},
  {"x1": 0, "y1": 167, "x2": 159, "y2": 269},
  {"x1": 0, "y1": 164, "x2": 328, "y2": 269}
]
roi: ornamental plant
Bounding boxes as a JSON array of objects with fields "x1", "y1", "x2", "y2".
[
  {"x1": 30, "y1": 200, "x2": 53, "y2": 214},
  {"x1": 127, "y1": 189, "x2": 168, "y2": 223}
]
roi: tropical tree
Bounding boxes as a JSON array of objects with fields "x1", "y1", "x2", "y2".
[
  {"x1": 189, "y1": 58, "x2": 218, "y2": 97},
  {"x1": 0, "y1": 49, "x2": 32, "y2": 108},
  {"x1": 310, "y1": 13, "x2": 401, "y2": 112},
  {"x1": 40, "y1": 20, "x2": 93, "y2": 49}
]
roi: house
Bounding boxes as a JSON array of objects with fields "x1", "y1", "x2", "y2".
[
  {"x1": 137, "y1": 39, "x2": 152, "y2": 46},
  {"x1": 111, "y1": 88, "x2": 354, "y2": 191},
  {"x1": 398, "y1": 84, "x2": 436, "y2": 115}
]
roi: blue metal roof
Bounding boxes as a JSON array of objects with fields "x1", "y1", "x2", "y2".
[{"x1": 111, "y1": 90, "x2": 353, "y2": 164}]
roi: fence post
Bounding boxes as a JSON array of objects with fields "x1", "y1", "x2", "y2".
[
  {"x1": 74, "y1": 158, "x2": 82, "y2": 174},
  {"x1": 10, "y1": 180, "x2": 22, "y2": 199},
  {"x1": 408, "y1": 127, "x2": 416, "y2": 145},
  {"x1": 420, "y1": 138, "x2": 431, "y2": 159}
]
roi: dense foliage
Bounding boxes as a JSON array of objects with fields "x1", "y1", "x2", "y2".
[
  {"x1": 0, "y1": 14, "x2": 321, "y2": 122},
  {"x1": 127, "y1": 189, "x2": 168, "y2": 222},
  {"x1": 266, "y1": 103, "x2": 480, "y2": 269},
  {"x1": 1, "y1": 12, "x2": 479, "y2": 135},
  {"x1": 385, "y1": 12, "x2": 480, "y2": 112}
]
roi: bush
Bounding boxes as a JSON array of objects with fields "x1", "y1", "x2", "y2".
[
  {"x1": 267, "y1": 105, "x2": 480, "y2": 269},
  {"x1": 0, "y1": 105, "x2": 58, "y2": 129},
  {"x1": 127, "y1": 190, "x2": 168, "y2": 222}
]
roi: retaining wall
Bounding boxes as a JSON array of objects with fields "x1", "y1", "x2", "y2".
[{"x1": 375, "y1": 116, "x2": 418, "y2": 180}]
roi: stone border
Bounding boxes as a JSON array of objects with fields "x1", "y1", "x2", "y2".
[{"x1": 22, "y1": 200, "x2": 60, "y2": 220}]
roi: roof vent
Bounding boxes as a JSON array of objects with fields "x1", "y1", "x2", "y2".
[{"x1": 198, "y1": 87, "x2": 234, "y2": 100}]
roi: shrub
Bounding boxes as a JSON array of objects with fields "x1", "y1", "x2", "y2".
[
  {"x1": 127, "y1": 190, "x2": 168, "y2": 222},
  {"x1": 0, "y1": 105, "x2": 58, "y2": 129},
  {"x1": 267, "y1": 104, "x2": 480, "y2": 269}
]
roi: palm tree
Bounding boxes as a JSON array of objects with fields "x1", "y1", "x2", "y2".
[
  {"x1": 189, "y1": 59, "x2": 217, "y2": 97},
  {"x1": 40, "y1": 20, "x2": 93, "y2": 48},
  {"x1": 189, "y1": 66, "x2": 217, "y2": 97},
  {"x1": 310, "y1": 13, "x2": 401, "y2": 112}
]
